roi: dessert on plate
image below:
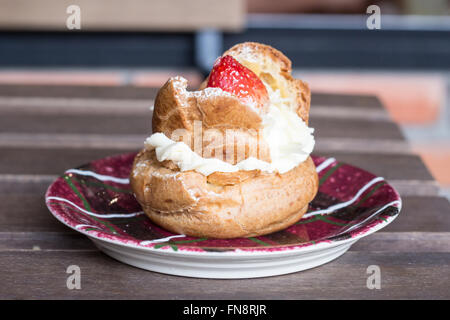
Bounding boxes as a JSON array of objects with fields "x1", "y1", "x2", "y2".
[{"x1": 130, "y1": 42, "x2": 318, "y2": 238}]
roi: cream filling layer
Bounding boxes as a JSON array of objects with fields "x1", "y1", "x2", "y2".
[{"x1": 145, "y1": 85, "x2": 315, "y2": 176}]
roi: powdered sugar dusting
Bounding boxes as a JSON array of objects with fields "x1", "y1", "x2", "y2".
[{"x1": 170, "y1": 76, "x2": 233, "y2": 100}]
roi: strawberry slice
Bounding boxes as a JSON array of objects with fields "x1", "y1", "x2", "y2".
[{"x1": 206, "y1": 55, "x2": 269, "y2": 109}]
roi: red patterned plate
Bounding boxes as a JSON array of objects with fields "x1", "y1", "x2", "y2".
[{"x1": 45, "y1": 152, "x2": 401, "y2": 278}]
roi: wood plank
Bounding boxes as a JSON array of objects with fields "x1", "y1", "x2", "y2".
[
  {"x1": 351, "y1": 232, "x2": 450, "y2": 252},
  {"x1": 0, "y1": 232, "x2": 95, "y2": 251},
  {"x1": 0, "y1": 96, "x2": 152, "y2": 115},
  {"x1": 0, "y1": 113, "x2": 404, "y2": 140},
  {"x1": 0, "y1": 85, "x2": 382, "y2": 109},
  {"x1": 1, "y1": 148, "x2": 135, "y2": 175},
  {"x1": 0, "y1": 148, "x2": 437, "y2": 198},
  {"x1": 309, "y1": 117, "x2": 404, "y2": 140},
  {"x1": 0, "y1": 134, "x2": 411, "y2": 155},
  {"x1": 388, "y1": 180, "x2": 441, "y2": 197},
  {"x1": 0, "y1": 0, "x2": 245, "y2": 31},
  {"x1": 0, "y1": 96, "x2": 390, "y2": 121},
  {"x1": 0, "y1": 84, "x2": 159, "y2": 99},
  {"x1": 2, "y1": 231, "x2": 449, "y2": 253},
  {"x1": 0, "y1": 148, "x2": 431, "y2": 181},
  {"x1": 1, "y1": 251, "x2": 449, "y2": 299},
  {"x1": 0, "y1": 192, "x2": 73, "y2": 233},
  {"x1": 383, "y1": 196, "x2": 450, "y2": 232},
  {"x1": 0, "y1": 174, "x2": 56, "y2": 193},
  {"x1": 0, "y1": 113, "x2": 151, "y2": 135},
  {"x1": 310, "y1": 106, "x2": 390, "y2": 121},
  {"x1": 311, "y1": 92, "x2": 384, "y2": 109},
  {"x1": 317, "y1": 151, "x2": 434, "y2": 181},
  {"x1": 0, "y1": 133, "x2": 144, "y2": 149},
  {"x1": 0, "y1": 179, "x2": 448, "y2": 232},
  {"x1": 315, "y1": 138, "x2": 410, "y2": 154}
]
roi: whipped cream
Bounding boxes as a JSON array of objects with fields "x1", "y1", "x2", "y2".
[
  {"x1": 262, "y1": 90, "x2": 315, "y2": 173},
  {"x1": 145, "y1": 133, "x2": 272, "y2": 176}
]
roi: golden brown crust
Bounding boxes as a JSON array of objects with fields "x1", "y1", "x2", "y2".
[
  {"x1": 152, "y1": 77, "x2": 271, "y2": 164},
  {"x1": 224, "y1": 42, "x2": 292, "y2": 73},
  {"x1": 130, "y1": 149, "x2": 318, "y2": 238},
  {"x1": 223, "y1": 42, "x2": 311, "y2": 124},
  {"x1": 153, "y1": 77, "x2": 263, "y2": 132},
  {"x1": 207, "y1": 170, "x2": 260, "y2": 186}
]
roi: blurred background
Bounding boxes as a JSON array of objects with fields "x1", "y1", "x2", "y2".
[{"x1": 0, "y1": 0, "x2": 449, "y2": 196}]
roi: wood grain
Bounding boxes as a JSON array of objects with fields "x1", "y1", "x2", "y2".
[
  {"x1": 0, "y1": 85, "x2": 447, "y2": 300},
  {"x1": 0, "y1": 0, "x2": 245, "y2": 31},
  {"x1": 0, "y1": 84, "x2": 158, "y2": 99},
  {"x1": 2, "y1": 231, "x2": 449, "y2": 253},
  {"x1": 388, "y1": 180, "x2": 441, "y2": 197},
  {"x1": 383, "y1": 196, "x2": 450, "y2": 232},
  {"x1": 0, "y1": 232, "x2": 94, "y2": 251},
  {"x1": 0, "y1": 85, "x2": 383, "y2": 106},
  {"x1": 0, "y1": 193, "x2": 70, "y2": 232},
  {"x1": 0, "y1": 187, "x2": 447, "y2": 232},
  {"x1": 0, "y1": 134, "x2": 411, "y2": 155},
  {"x1": 1, "y1": 251, "x2": 449, "y2": 299},
  {"x1": 0, "y1": 97, "x2": 389, "y2": 121},
  {"x1": 310, "y1": 106, "x2": 389, "y2": 121},
  {"x1": 311, "y1": 92, "x2": 383, "y2": 109},
  {"x1": 0, "y1": 96, "x2": 152, "y2": 115},
  {"x1": 1, "y1": 148, "x2": 134, "y2": 175},
  {"x1": 314, "y1": 117, "x2": 405, "y2": 140},
  {"x1": 0, "y1": 148, "x2": 434, "y2": 184},
  {"x1": 317, "y1": 151, "x2": 434, "y2": 181},
  {"x1": 351, "y1": 232, "x2": 450, "y2": 252},
  {"x1": 0, "y1": 111, "x2": 402, "y2": 138}
]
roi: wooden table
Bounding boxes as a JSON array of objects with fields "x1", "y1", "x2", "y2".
[{"x1": 1, "y1": 84, "x2": 449, "y2": 299}]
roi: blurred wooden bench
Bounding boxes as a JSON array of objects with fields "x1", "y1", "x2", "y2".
[{"x1": 0, "y1": 0, "x2": 246, "y2": 71}]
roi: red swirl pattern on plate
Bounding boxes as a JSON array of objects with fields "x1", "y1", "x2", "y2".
[{"x1": 45, "y1": 153, "x2": 401, "y2": 253}]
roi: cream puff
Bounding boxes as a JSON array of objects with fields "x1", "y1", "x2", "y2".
[{"x1": 130, "y1": 42, "x2": 318, "y2": 238}]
